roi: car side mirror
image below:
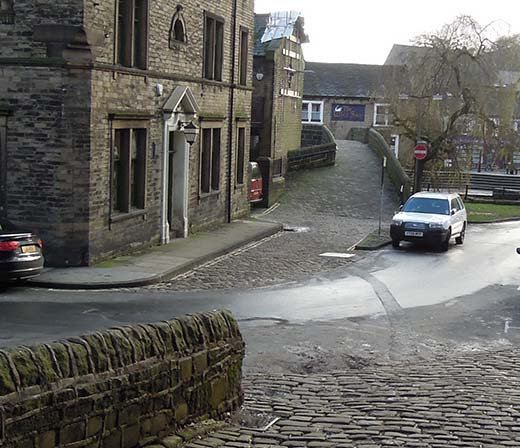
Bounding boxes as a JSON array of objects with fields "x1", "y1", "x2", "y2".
[
  {"x1": 399, "y1": 205, "x2": 403, "y2": 211},
  {"x1": 451, "y1": 209, "x2": 456, "y2": 215}
]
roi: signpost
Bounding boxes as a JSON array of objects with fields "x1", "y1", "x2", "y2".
[
  {"x1": 413, "y1": 140, "x2": 429, "y2": 192},
  {"x1": 378, "y1": 156, "x2": 387, "y2": 236},
  {"x1": 414, "y1": 141, "x2": 428, "y2": 160}
]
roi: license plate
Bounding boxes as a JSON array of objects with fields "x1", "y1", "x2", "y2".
[
  {"x1": 21, "y1": 245, "x2": 38, "y2": 254},
  {"x1": 405, "y1": 231, "x2": 423, "y2": 237}
]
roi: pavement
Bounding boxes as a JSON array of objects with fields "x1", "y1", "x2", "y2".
[
  {"x1": 27, "y1": 219, "x2": 282, "y2": 289},
  {"x1": 27, "y1": 140, "x2": 397, "y2": 291}
]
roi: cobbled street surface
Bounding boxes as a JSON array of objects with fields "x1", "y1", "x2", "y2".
[
  {"x1": 186, "y1": 349, "x2": 520, "y2": 447},
  {"x1": 149, "y1": 140, "x2": 399, "y2": 291}
]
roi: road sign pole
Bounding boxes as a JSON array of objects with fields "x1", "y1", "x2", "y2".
[{"x1": 378, "y1": 156, "x2": 387, "y2": 236}]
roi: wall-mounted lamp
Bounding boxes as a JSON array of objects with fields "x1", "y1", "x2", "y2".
[
  {"x1": 255, "y1": 73, "x2": 264, "y2": 81},
  {"x1": 179, "y1": 121, "x2": 198, "y2": 146}
]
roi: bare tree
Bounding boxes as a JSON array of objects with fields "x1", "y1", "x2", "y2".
[{"x1": 384, "y1": 15, "x2": 520, "y2": 190}]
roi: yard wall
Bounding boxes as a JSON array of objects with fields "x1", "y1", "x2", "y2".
[
  {"x1": 0, "y1": 310, "x2": 244, "y2": 448},
  {"x1": 368, "y1": 128, "x2": 412, "y2": 202},
  {"x1": 288, "y1": 124, "x2": 337, "y2": 171}
]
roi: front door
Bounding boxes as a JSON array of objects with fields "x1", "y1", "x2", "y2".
[{"x1": 166, "y1": 130, "x2": 188, "y2": 238}]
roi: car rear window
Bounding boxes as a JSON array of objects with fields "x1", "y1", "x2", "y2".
[
  {"x1": 0, "y1": 218, "x2": 17, "y2": 231},
  {"x1": 403, "y1": 197, "x2": 450, "y2": 215},
  {"x1": 251, "y1": 164, "x2": 262, "y2": 179}
]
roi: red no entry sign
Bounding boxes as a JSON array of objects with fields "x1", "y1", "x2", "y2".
[{"x1": 414, "y1": 142, "x2": 428, "y2": 160}]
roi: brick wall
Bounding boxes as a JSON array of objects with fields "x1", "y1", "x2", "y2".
[{"x1": 0, "y1": 310, "x2": 244, "y2": 448}]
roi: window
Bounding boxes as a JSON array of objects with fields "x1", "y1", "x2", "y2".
[
  {"x1": 200, "y1": 128, "x2": 221, "y2": 194},
  {"x1": 0, "y1": 0, "x2": 13, "y2": 24},
  {"x1": 112, "y1": 124, "x2": 147, "y2": 213},
  {"x1": 204, "y1": 13, "x2": 224, "y2": 81},
  {"x1": 116, "y1": 0, "x2": 148, "y2": 69},
  {"x1": 236, "y1": 127, "x2": 246, "y2": 185},
  {"x1": 173, "y1": 19, "x2": 186, "y2": 42},
  {"x1": 169, "y1": 6, "x2": 187, "y2": 46},
  {"x1": 302, "y1": 101, "x2": 323, "y2": 124},
  {"x1": 374, "y1": 103, "x2": 393, "y2": 126},
  {"x1": 239, "y1": 28, "x2": 249, "y2": 86}
]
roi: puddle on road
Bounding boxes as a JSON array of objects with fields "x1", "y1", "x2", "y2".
[{"x1": 239, "y1": 317, "x2": 288, "y2": 327}]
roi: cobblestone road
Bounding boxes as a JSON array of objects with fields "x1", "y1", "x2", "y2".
[
  {"x1": 150, "y1": 141, "x2": 399, "y2": 291},
  {"x1": 184, "y1": 349, "x2": 520, "y2": 447}
]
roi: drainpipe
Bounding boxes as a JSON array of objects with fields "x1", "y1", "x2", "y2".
[
  {"x1": 161, "y1": 115, "x2": 170, "y2": 244},
  {"x1": 226, "y1": 0, "x2": 238, "y2": 223}
]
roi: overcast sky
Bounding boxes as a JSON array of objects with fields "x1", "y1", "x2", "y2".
[{"x1": 254, "y1": 0, "x2": 520, "y2": 65}]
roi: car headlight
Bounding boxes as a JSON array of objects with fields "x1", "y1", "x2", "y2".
[
  {"x1": 429, "y1": 222, "x2": 447, "y2": 229},
  {"x1": 392, "y1": 219, "x2": 403, "y2": 226}
]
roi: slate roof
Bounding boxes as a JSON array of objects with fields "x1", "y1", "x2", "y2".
[
  {"x1": 384, "y1": 44, "x2": 428, "y2": 65},
  {"x1": 303, "y1": 62, "x2": 388, "y2": 98}
]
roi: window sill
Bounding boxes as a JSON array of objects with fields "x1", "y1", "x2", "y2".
[
  {"x1": 110, "y1": 208, "x2": 146, "y2": 224},
  {"x1": 199, "y1": 190, "x2": 220, "y2": 200}
]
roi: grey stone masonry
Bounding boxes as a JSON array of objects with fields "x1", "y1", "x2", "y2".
[{"x1": 0, "y1": 0, "x2": 254, "y2": 266}]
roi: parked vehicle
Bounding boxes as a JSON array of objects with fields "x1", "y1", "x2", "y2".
[
  {"x1": 250, "y1": 161, "x2": 263, "y2": 204},
  {"x1": 0, "y1": 219, "x2": 44, "y2": 281},
  {"x1": 390, "y1": 192, "x2": 467, "y2": 251}
]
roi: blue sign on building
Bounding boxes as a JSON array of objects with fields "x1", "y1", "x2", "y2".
[{"x1": 332, "y1": 104, "x2": 366, "y2": 122}]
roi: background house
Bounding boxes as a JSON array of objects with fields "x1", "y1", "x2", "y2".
[
  {"x1": 0, "y1": 0, "x2": 254, "y2": 266},
  {"x1": 251, "y1": 11, "x2": 307, "y2": 207},
  {"x1": 302, "y1": 62, "x2": 404, "y2": 156}
]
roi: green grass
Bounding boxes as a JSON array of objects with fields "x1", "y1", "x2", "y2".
[{"x1": 466, "y1": 202, "x2": 520, "y2": 221}]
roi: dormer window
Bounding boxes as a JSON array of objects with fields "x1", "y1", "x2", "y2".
[
  {"x1": 0, "y1": 0, "x2": 14, "y2": 24},
  {"x1": 170, "y1": 5, "x2": 187, "y2": 47}
]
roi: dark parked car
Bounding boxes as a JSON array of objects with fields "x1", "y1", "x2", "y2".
[{"x1": 0, "y1": 219, "x2": 44, "y2": 281}]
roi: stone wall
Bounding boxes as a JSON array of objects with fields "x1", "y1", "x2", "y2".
[
  {"x1": 0, "y1": 0, "x2": 254, "y2": 266},
  {"x1": 288, "y1": 124, "x2": 337, "y2": 171},
  {"x1": 0, "y1": 310, "x2": 244, "y2": 448},
  {"x1": 368, "y1": 128, "x2": 412, "y2": 202}
]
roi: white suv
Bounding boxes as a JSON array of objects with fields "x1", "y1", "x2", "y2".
[{"x1": 390, "y1": 192, "x2": 467, "y2": 251}]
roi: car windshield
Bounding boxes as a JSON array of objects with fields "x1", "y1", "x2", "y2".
[{"x1": 402, "y1": 197, "x2": 450, "y2": 215}]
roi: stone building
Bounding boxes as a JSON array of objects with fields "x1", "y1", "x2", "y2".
[
  {"x1": 251, "y1": 11, "x2": 307, "y2": 207},
  {"x1": 0, "y1": 0, "x2": 254, "y2": 266}
]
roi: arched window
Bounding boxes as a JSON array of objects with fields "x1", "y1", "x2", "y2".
[
  {"x1": 170, "y1": 6, "x2": 187, "y2": 47},
  {"x1": 173, "y1": 18, "x2": 185, "y2": 42}
]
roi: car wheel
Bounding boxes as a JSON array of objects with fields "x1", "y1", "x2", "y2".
[
  {"x1": 392, "y1": 239, "x2": 400, "y2": 249},
  {"x1": 455, "y1": 225, "x2": 466, "y2": 245},
  {"x1": 440, "y1": 230, "x2": 451, "y2": 252}
]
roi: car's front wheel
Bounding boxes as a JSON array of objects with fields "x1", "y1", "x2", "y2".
[
  {"x1": 392, "y1": 239, "x2": 400, "y2": 249},
  {"x1": 440, "y1": 229, "x2": 451, "y2": 252},
  {"x1": 455, "y1": 224, "x2": 466, "y2": 245}
]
